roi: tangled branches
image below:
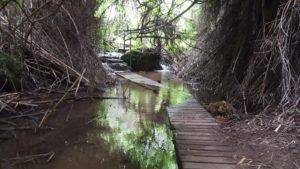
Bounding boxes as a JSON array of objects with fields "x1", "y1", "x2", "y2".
[
  {"x1": 0, "y1": 0, "x2": 109, "y2": 92},
  {"x1": 245, "y1": 0, "x2": 300, "y2": 126},
  {"x1": 181, "y1": 0, "x2": 299, "y2": 127},
  {"x1": 270, "y1": 0, "x2": 299, "y2": 110},
  {"x1": 244, "y1": 0, "x2": 300, "y2": 111},
  {"x1": 0, "y1": 0, "x2": 113, "y2": 128}
]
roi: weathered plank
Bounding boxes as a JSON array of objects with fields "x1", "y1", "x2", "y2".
[
  {"x1": 172, "y1": 122, "x2": 219, "y2": 126},
  {"x1": 173, "y1": 125, "x2": 220, "y2": 130},
  {"x1": 177, "y1": 145, "x2": 233, "y2": 152},
  {"x1": 175, "y1": 135, "x2": 221, "y2": 141},
  {"x1": 168, "y1": 99, "x2": 236, "y2": 169},
  {"x1": 175, "y1": 140, "x2": 229, "y2": 146},
  {"x1": 169, "y1": 110, "x2": 210, "y2": 113},
  {"x1": 183, "y1": 162, "x2": 235, "y2": 169},
  {"x1": 169, "y1": 108, "x2": 207, "y2": 112},
  {"x1": 179, "y1": 150, "x2": 234, "y2": 157},
  {"x1": 181, "y1": 156, "x2": 236, "y2": 164},
  {"x1": 171, "y1": 119, "x2": 216, "y2": 123},
  {"x1": 174, "y1": 129, "x2": 219, "y2": 134},
  {"x1": 116, "y1": 72, "x2": 163, "y2": 88},
  {"x1": 175, "y1": 131, "x2": 215, "y2": 136}
]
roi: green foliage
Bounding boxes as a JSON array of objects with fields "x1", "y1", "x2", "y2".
[
  {"x1": 0, "y1": 52, "x2": 22, "y2": 86},
  {"x1": 96, "y1": 27, "x2": 115, "y2": 51},
  {"x1": 131, "y1": 41, "x2": 147, "y2": 50},
  {"x1": 95, "y1": 0, "x2": 135, "y2": 51},
  {"x1": 94, "y1": 0, "x2": 201, "y2": 58},
  {"x1": 15, "y1": 0, "x2": 24, "y2": 13}
]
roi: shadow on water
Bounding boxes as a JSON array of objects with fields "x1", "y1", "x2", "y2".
[
  {"x1": 0, "y1": 71, "x2": 192, "y2": 169},
  {"x1": 96, "y1": 71, "x2": 192, "y2": 169}
]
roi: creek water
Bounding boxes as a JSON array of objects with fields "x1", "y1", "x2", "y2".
[{"x1": 0, "y1": 71, "x2": 192, "y2": 169}]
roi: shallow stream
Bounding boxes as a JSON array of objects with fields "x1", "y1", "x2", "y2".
[{"x1": 0, "y1": 71, "x2": 192, "y2": 169}]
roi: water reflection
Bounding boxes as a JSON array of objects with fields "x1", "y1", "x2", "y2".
[{"x1": 96, "y1": 71, "x2": 192, "y2": 169}]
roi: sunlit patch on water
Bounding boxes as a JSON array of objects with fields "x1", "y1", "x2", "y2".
[{"x1": 96, "y1": 71, "x2": 191, "y2": 169}]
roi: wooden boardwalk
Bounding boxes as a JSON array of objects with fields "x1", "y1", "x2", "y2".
[
  {"x1": 116, "y1": 72, "x2": 163, "y2": 89},
  {"x1": 168, "y1": 99, "x2": 237, "y2": 169}
]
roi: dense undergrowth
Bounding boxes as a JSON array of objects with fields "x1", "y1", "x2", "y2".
[
  {"x1": 179, "y1": 0, "x2": 299, "y2": 129},
  {"x1": 1, "y1": 0, "x2": 299, "y2": 128},
  {"x1": 0, "y1": 0, "x2": 109, "y2": 92}
]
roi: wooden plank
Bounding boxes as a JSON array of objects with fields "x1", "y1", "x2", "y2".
[
  {"x1": 170, "y1": 115, "x2": 211, "y2": 118},
  {"x1": 171, "y1": 119, "x2": 216, "y2": 123},
  {"x1": 170, "y1": 118, "x2": 214, "y2": 121},
  {"x1": 176, "y1": 140, "x2": 229, "y2": 146},
  {"x1": 116, "y1": 72, "x2": 163, "y2": 88},
  {"x1": 169, "y1": 111, "x2": 209, "y2": 114},
  {"x1": 172, "y1": 125, "x2": 220, "y2": 130},
  {"x1": 169, "y1": 112, "x2": 211, "y2": 116},
  {"x1": 169, "y1": 109, "x2": 208, "y2": 111},
  {"x1": 168, "y1": 104, "x2": 204, "y2": 110},
  {"x1": 181, "y1": 156, "x2": 236, "y2": 164},
  {"x1": 168, "y1": 106, "x2": 206, "y2": 109},
  {"x1": 177, "y1": 145, "x2": 233, "y2": 152},
  {"x1": 174, "y1": 128, "x2": 219, "y2": 133},
  {"x1": 172, "y1": 122, "x2": 219, "y2": 126},
  {"x1": 175, "y1": 131, "x2": 215, "y2": 136},
  {"x1": 168, "y1": 99, "x2": 237, "y2": 169},
  {"x1": 169, "y1": 113, "x2": 211, "y2": 116},
  {"x1": 170, "y1": 116, "x2": 213, "y2": 120},
  {"x1": 175, "y1": 131, "x2": 218, "y2": 136},
  {"x1": 178, "y1": 150, "x2": 234, "y2": 157},
  {"x1": 169, "y1": 110, "x2": 208, "y2": 113},
  {"x1": 175, "y1": 135, "x2": 221, "y2": 141},
  {"x1": 105, "y1": 58, "x2": 124, "y2": 63},
  {"x1": 183, "y1": 162, "x2": 236, "y2": 169}
]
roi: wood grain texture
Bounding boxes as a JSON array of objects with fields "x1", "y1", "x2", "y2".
[{"x1": 168, "y1": 99, "x2": 237, "y2": 169}]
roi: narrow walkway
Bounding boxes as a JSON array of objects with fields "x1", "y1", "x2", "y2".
[
  {"x1": 116, "y1": 72, "x2": 163, "y2": 88},
  {"x1": 168, "y1": 99, "x2": 236, "y2": 169}
]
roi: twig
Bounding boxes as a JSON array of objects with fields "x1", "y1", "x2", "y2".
[
  {"x1": 56, "y1": 25, "x2": 74, "y2": 68},
  {"x1": 6, "y1": 152, "x2": 55, "y2": 163},
  {"x1": 39, "y1": 78, "x2": 80, "y2": 127},
  {"x1": 294, "y1": 162, "x2": 300, "y2": 169},
  {"x1": 75, "y1": 69, "x2": 86, "y2": 96},
  {"x1": 65, "y1": 103, "x2": 74, "y2": 122},
  {"x1": 54, "y1": 78, "x2": 80, "y2": 109},
  {"x1": 242, "y1": 91, "x2": 248, "y2": 115},
  {"x1": 0, "y1": 119, "x2": 16, "y2": 126}
]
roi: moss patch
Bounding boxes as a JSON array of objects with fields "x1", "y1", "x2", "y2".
[
  {"x1": 121, "y1": 48, "x2": 162, "y2": 71},
  {"x1": 0, "y1": 52, "x2": 22, "y2": 90}
]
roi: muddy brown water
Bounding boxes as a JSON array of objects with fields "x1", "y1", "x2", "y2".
[{"x1": 0, "y1": 71, "x2": 192, "y2": 169}]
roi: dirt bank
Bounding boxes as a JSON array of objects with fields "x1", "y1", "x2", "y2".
[{"x1": 192, "y1": 89, "x2": 300, "y2": 169}]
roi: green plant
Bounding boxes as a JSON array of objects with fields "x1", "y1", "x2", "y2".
[
  {"x1": 121, "y1": 49, "x2": 162, "y2": 71},
  {"x1": 0, "y1": 52, "x2": 22, "y2": 88},
  {"x1": 94, "y1": 0, "x2": 200, "y2": 56}
]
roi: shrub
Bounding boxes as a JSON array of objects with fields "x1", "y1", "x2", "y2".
[{"x1": 121, "y1": 48, "x2": 162, "y2": 71}]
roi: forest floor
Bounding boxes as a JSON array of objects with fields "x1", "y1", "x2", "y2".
[
  {"x1": 224, "y1": 119, "x2": 300, "y2": 169},
  {"x1": 193, "y1": 91, "x2": 300, "y2": 169}
]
